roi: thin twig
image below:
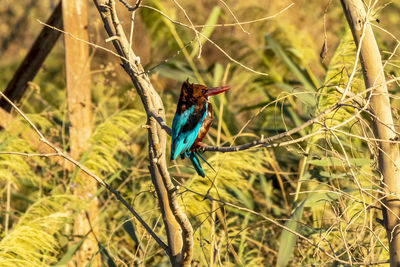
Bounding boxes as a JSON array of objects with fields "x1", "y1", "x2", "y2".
[
  {"x1": 118, "y1": 0, "x2": 142, "y2": 11},
  {"x1": 203, "y1": 77, "x2": 400, "y2": 153},
  {"x1": 141, "y1": 3, "x2": 294, "y2": 28},
  {"x1": 140, "y1": 4, "x2": 269, "y2": 76},
  {"x1": 173, "y1": 178, "x2": 350, "y2": 265},
  {"x1": 0, "y1": 90, "x2": 169, "y2": 255},
  {"x1": 171, "y1": 0, "x2": 202, "y2": 58},
  {"x1": 218, "y1": 0, "x2": 249, "y2": 34}
]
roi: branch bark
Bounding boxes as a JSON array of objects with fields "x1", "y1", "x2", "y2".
[
  {"x1": 93, "y1": 1, "x2": 193, "y2": 266},
  {"x1": 340, "y1": 1, "x2": 400, "y2": 266}
]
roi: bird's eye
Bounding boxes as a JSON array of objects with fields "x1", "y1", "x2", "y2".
[{"x1": 201, "y1": 89, "x2": 207, "y2": 94}]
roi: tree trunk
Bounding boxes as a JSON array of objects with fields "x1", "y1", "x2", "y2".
[
  {"x1": 62, "y1": 0, "x2": 98, "y2": 266},
  {"x1": 0, "y1": 2, "x2": 63, "y2": 112},
  {"x1": 340, "y1": 1, "x2": 400, "y2": 266},
  {"x1": 0, "y1": 1, "x2": 73, "y2": 171}
]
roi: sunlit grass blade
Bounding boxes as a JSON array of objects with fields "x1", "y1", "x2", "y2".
[
  {"x1": 55, "y1": 235, "x2": 88, "y2": 266},
  {"x1": 265, "y1": 35, "x2": 317, "y2": 106},
  {"x1": 277, "y1": 200, "x2": 305, "y2": 267},
  {"x1": 190, "y1": 7, "x2": 221, "y2": 58}
]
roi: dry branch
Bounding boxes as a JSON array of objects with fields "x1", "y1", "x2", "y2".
[
  {"x1": 340, "y1": 0, "x2": 400, "y2": 266},
  {"x1": 93, "y1": 0, "x2": 193, "y2": 266},
  {"x1": 0, "y1": 89, "x2": 169, "y2": 256}
]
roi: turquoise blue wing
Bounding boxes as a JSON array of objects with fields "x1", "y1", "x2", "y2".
[
  {"x1": 170, "y1": 103, "x2": 207, "y2": 160},
  {"x1": 171, "y1": 105, "x2": 194, "y2": 141}
]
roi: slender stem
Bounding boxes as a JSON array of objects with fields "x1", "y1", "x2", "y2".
[
  {"x1": 294, "y1": 145, "x2": 310, "y2": 203},
  {"x1": 5, "y1": 181, "x2": 11, "y2": 235},
  {"x1": 0, "y1": 88, "x2": 169, "y2": 255}
]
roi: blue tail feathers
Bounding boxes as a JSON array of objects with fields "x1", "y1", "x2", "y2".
[
  {"x1": 181, "y1": 151, "x2": 210, "y2": 177},
  {"x1": 195, "y1": 151, "x2": 215, "y2": 173},
  {"x1": 188, "y1": 152, "x2": 205, "y2": 177}
]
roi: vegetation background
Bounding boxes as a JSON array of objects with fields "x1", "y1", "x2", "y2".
[{"x1": 0, "y1": 0, "x2": 399, "y2": 266}]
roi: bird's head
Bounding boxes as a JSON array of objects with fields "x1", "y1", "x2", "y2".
[{"x1": 180, "y1": 79, "x2": 230, "y2": 104}]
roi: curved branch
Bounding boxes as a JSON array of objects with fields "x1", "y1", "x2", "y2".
[
  {"x1": 202, "y1": 79, "x2": 400, "y2": 153},
  {"x1": 93, "y1": 0, "x2": 193, "y2": 265},
  {"x1": 0, "y1": 90, "x2": 169, "y2": 254},
  {"x1": 118, "y1": 0, "x2": 142, "y2": 11}
]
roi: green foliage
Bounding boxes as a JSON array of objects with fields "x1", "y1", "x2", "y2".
[
  {"x1": 0, "y1": 115, "x2": 53, "y2": 187},
  {"x1": 0, "y1": 0, "x2": 399, "y2": 266},
  {"x1": 0, "y1": 134, "x2": 40, "y2": 186},
  {"x1": 85, "y1": 109, "x2": 146, "y2": 176},
  {"x1": 0, "y1": 195, "x2": 75, "y2": 267},
  {"x1": 277, "y1": 200, "x2": 305, "y2": 267},
  {"x1": 313, "y1": 29, "x2": 364, "y2": 137},
  {"x1": 284, "y1": 26, "x2": 388, "y2": 266}
]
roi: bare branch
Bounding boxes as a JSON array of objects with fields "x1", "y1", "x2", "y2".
[
  {"x1": 340, "y1": 1, "x2": 400, "y2": 266},
  {"x1": 141, "y1": 3, "x2": 294, "y2": 28},
  {"x1": 0, "y1": 89, "x2": 169, "y2": 254},
  {"x1": 203, "y1": 77, "x2": 400, "y2": 153},
  {"x1": 118, "y1": 0, "x2": 142, "y2": 11},
  {"x1": 93, "y1": 0, "x2": 193, "y2": 265},
  {"x1": 140, "y1": 4, "x2": 269, "y2": 76}
]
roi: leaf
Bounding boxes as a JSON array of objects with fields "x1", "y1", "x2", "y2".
[
  {"x1": 277, "y1": 200, "x2": 305, "y2": 267},
  {"x1": 155, "y1": 62, "x2": 195, "y2": 82},
  {"x1": 277, "y1": 183, "x2": 344, "y2": 266},
  {"x1": 212, "y1": 63, "x2": 224, "y2": 86},
  {"x1": 99, "y1": 243, "x2": 117, "y2": 267},
  {"x1": 55, "y1": 235, "x2": 88, "y2": 266},
  {"x1": 0, "y1": 195, "x2": 75, "y2": 266},
  {"x1": 307, "y1": 157, "x2": 371, "y2": 167},
  {"x1": 123, "y1": 217, "x2": 145, "y2": 252},
  {"x1": 265, "y1": 35, "x2": 317, "y2": 106},
  {"x1": 303, "y1": 190, "x2": 340, "y2": 208},
  {"x1": 231, "y1": 187, "x2": 254, "y2": 210},
  {"x1": 275, "y1": 82, "x2": 316, "y2": 108},
  {"x1": 190, "y1": 6, "x2": 221, "y2": 58}
]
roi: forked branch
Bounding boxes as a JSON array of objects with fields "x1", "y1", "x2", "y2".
[{"x1": 93, "y1": 0, "x2": 193, "y2": 266}]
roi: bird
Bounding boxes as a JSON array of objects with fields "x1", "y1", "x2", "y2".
[{"x1": 170, "y1": 79, "x2": 230, "y2": 177}]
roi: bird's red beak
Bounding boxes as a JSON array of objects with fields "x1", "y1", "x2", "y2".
[{"x1": 206, "y1": 86, "x2": 230, "y2": 96}]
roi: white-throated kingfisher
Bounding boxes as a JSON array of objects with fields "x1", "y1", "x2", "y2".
[{"x1": 170, "y1": 79, "x2": 230, "y2": 177}]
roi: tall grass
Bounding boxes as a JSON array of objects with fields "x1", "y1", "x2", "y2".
[{"x1": 0, "y1": 0, "x2": 399, "y2": 266}]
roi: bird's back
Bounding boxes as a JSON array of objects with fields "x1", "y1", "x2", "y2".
[{"x1": 170, "y1": 101, "x2": 208, "y2": 160}]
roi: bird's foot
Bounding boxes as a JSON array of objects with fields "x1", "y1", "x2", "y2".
[{"x1": 195, "y1": 142, "x2": 207, "y2": 153}]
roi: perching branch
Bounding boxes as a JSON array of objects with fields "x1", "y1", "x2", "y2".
[
  {"x1": 202, "y1": 79, "x2": 400, "y2": 153},
  {"x1": 93, "y1": 0, "x2": 193, "y2": 266},
  {"x1": 146, "y1": 80, "x2": 400, "y2": 154}
]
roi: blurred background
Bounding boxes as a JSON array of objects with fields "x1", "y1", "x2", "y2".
[{"x1": 0, "y1": 0, "x2": 400, "y2": 266}]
